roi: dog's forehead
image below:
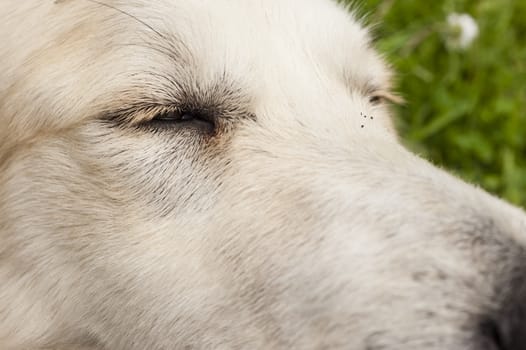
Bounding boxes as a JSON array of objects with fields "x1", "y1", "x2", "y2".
[
  {"x1": 2, "y1": 0, "x2": 383, "y2": 105},
  {"x1": 164, "y1": 0, "x2": 370, "y2": 56},
  {"x1": 108, "y1": 0, "x2": 390, "y2": 114},
  {"x1": 0, "y1": 0, "x2": 393, "y2": 147},
  {"x1": 174, "y1": 0, "x2": 389, "y2": 89},
  {"x1": 69, "y1": 0, "x2": 380, "y2": 87}
]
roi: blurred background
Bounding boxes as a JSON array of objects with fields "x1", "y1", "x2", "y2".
[{"x1": 353, "y1": 0, "x2": 526, "y2": 207}]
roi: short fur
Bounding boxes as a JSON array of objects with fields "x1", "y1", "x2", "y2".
[{"x1": 1, "y1": 1, "x2": 525, "y2": 349}]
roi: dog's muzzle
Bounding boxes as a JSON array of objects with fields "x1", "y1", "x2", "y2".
[{"x1": 478, "y1": 264, "x2": 526, "y2": 350}]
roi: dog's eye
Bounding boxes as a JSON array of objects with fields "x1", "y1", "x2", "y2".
[
  {"x1": 368, "y1": 91, "x2": 404, "y2": 106},
  {"x1": 149, "y1": 109, "x2": 215, "y2": 133},
  {"x1": 369, "y1": 95, "x2": 383, "y2": 105}
]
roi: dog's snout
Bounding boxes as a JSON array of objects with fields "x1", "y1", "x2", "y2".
[
  {"x1": 479, "y1": 273, "x2": 526, "y2": 350},
  {"x1": 480, "y1": 313, "x2": 526, "y2": 350},
  {"x1": 505, "y1": 315, "x2": 526, "y2": 350},
  {"x1": 501, "y1": 278, "x2": 526, "y2": 350}
]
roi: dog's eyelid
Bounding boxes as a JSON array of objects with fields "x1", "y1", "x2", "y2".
[
  {"x1": 150, "y1": 108, "x2": 212, "y2": 123},
  {"x1": 383, "y1": 91, "x2": 404, "y2": 105},
  {"x1": 368, "y1": 88, "x2": 405, "y2": 105},
  {"x1": 126, "y1": 105, "x2": 218, "y2": 133},
  {"x1": 113, "y1": 105, "x2": 165, "y2": 125},
  {"x1": 101, "y1": 104, "x2": 177, "y2": 127}
]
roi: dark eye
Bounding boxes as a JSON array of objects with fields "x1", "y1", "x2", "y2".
[
  {"x1": 369, "y1": 95, "x2": 383, "y2": 105},
  {"x1": 149, "y1": 109, "x2": 216, "y2": 133}
]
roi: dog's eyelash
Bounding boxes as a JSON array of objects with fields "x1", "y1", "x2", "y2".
[
  {"x1": 141, "y1": 107, "x2": 217, "y2": 133},
  {"x1": 152, "y1": 109, "x2": 193, "y2": 122},
  {"x1": 103, "y1": 99, "x2": 224, "y2": 135}
]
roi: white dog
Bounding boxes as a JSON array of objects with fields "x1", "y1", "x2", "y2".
[{"x1": 1, "y1": 1, "x2": 525, "y2": 349}]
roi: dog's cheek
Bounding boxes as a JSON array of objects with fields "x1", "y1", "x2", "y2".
[{"x1": 67, "y1": 122, "x2": 231, "y2": 218}]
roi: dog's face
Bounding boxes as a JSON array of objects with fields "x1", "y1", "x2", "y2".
[{"x1": 1, "y1": 1, "x2": 525, "y2": 349}]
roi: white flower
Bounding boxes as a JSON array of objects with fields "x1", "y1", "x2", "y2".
[{"x1": 446, "y1": 13, "x2": 479, "y2": 50}]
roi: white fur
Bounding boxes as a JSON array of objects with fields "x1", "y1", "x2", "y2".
[{"x1": 1, "y1": 1, "x2": 525, "y2": 349}]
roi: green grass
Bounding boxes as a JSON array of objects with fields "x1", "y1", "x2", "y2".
[{"x1": 353, "y1": 0, "x2": 526, "y2": 207}]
